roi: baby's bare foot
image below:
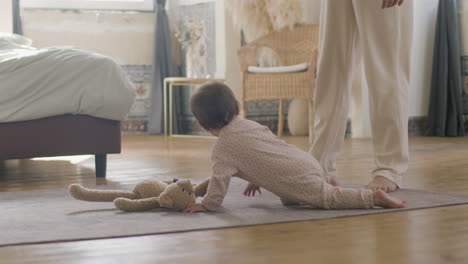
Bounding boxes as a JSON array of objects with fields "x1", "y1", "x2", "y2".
[
  {"x1": 328, "y1": 177, "x2": 340, "y2": 186},
  {"x1": 373, "y1": 190, "x2": 406, "y2": 208},
  {"x1": 367, "y1": 176, "x2": 397, "y2": 193}
]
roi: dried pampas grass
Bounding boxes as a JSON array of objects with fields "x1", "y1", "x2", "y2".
[
  {"x1": 225, "y1": 0, "x2": 302, "y2": 43},
  {"x1": 264, "y1": 0, "x2": 302, "y2": 31},
  {"x1": 225, "y1": 0, "x2": 272, "y2": 42}
]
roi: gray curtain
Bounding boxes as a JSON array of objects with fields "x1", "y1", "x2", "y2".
[
  {"x1": 149, "y1": 0, "x2": 185, "y2": 134},
  {"x1": 148, "y1": 0, "x2": 172, "y2": 134},
  {"x1": 425, "y1": 0, "x2": 465, "y2": 136},
  {"x1": 12, "y1": 0, "x2": 23, "y2": 35},
  {"x1": 171, "y1": 42, "x2": 186, "y2": 134}
]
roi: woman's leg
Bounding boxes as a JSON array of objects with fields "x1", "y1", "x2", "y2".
[
  {"x1": 309, "y1": 0, "x2": 362, "y2": 181},
  {"x1": 353, "y1": 0, "x2": 414, "y2": 191}
]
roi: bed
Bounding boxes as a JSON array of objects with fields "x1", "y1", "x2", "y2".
[{"x1": 0, "y1": 33, "x2": 136, "y2": 177}]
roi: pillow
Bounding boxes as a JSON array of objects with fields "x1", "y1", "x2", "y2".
[
  {"x1": 247, "y1": 62, "x2": 308, "y2": 74},
  {"x1": 0, "y1": 33, "x2": 33, "y2": 46},
  {"x1": 256, "y1": 46, "x2": 282, "y2": 67},
  {"x1": 0, "y1": 33, "x2": 36, "y2": 60}
]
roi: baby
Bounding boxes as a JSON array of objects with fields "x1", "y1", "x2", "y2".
[{"x1": 184, "y1": 81, "x2": 406, "y2": 213}]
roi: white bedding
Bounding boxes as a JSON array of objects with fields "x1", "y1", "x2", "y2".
[{"x1": 0, "y1": 34, "x2": 136, "y2": 122}]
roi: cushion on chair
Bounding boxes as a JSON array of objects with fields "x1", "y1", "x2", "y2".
[{"x1": 247, "y1": 62, "x2": 308, "y2": 74}]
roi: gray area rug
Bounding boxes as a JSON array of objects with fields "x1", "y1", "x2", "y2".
[{"x1": 2, "y1": 178, "x2": 468, "y2": 247}]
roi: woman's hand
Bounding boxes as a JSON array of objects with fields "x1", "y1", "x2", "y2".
[
  {"x1": 382, "y1": 0, "x2": 404, "y2": 9},
  {"x1": 243, "y1": 183, "x2": 262, "y2": 197},
  {"x1": 184, "y1": 203, "x2": 207, "y2": 213}
]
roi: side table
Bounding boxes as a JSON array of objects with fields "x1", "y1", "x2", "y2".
[{"x1": 163, "y1": 77, "x2": 225, "y2": 137}]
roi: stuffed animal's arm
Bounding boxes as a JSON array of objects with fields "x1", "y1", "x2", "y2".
[
  {"x1": 193, "y1": 178, "x2": 210, "y2": 197},
  {"x1": 69, "y1": 184, "x2": 139, "y2": 202},
  {"x1": 113, "y1": 197, "x2": 160, "y2": 212}
]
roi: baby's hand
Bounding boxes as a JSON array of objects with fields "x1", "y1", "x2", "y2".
[
  {"x1": 243, "y1": 183, "x2": 262, "y2": 197},
  {"x1": 184, "y1": 203, "x2": 207, "y2": 213}
]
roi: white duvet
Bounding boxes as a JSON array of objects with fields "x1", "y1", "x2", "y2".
[{"x1": 0, "y1": 33, "x2": 136, "y2": 122}]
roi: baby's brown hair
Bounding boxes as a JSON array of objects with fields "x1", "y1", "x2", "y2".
[{"x1": 190, "y1": 81, "x2": 239, "y2": 130}]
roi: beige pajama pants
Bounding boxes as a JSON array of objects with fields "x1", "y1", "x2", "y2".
[
  {"x1": 310, "y1": 0, "x2": 413, "y2": 187},
  {"x1": 279, "y1": 176, "x2": 374, "y2": 209}
]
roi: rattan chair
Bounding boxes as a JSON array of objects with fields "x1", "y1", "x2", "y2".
[{"x1": 237, "y1": 24, "x2": 319, "y2": 143}]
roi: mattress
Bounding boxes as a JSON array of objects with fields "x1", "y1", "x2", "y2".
[{"x1": 0, "y1": 34, "x2": 136, "y2": 122}]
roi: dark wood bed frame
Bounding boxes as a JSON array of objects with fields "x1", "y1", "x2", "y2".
[{"x1": 0, "y1": 114, "x2": 121, "y2": 178}]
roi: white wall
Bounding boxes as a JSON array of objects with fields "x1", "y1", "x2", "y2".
[
  {"x1": 223, "y1": 8, "x2": 242, "y2": 97},
  {"x1": 22, "y1": 10, "x2": 154, "y2": 65},
  {"x1": 0, "y1": 0, "x2": 13, "y2": 32},
  {"x1": 409, "y1": 0, "x2": 439, "y2": 117},
  {"x1": 460, "y1": 0, "x2": 468, "y2": 94},
  {"x1": 460, "y1": 0, "x2": 468, "y2": 54},
  {"x1": 301, "y1": 0, "x2": 321, "y2": 24},
  {"x1": 352, "y1": 0, "x2": 439, "y2": 137},
  {"x1": 214, "y1": 0, "x2": 226, "y2": 79}
]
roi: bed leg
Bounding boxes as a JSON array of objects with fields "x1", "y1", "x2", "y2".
[{"x1": 95, "y1": 154, "x2": 107, "y2": 178}]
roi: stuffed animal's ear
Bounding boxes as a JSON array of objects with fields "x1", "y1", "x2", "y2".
[
  {"x1": 176, "y1": 180, "x2": 194, "y2": 192},
  {"x1": 158, "y1": 193, "x2": 174, "y2": 208}
]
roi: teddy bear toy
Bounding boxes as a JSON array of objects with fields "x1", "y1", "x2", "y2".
[{"x1": 69, "y1": 178, "x2": 209, "y2": 212}]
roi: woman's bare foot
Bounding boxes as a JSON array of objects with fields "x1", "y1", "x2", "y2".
[
  {"x1": 373, "y1": 190, "x2": 406, "y2": 208},
  {"x1": 367, "y1": 176, "x2": 397, "y2": 193}
]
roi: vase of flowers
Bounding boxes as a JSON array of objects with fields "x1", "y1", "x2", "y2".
[{"x1": 175, "y1": 17, "x2": 208, "y2": 78}]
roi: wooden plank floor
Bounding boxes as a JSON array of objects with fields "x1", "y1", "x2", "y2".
[{"x1": 1, "y1": 135, "x2": 468, "y2": 264}]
